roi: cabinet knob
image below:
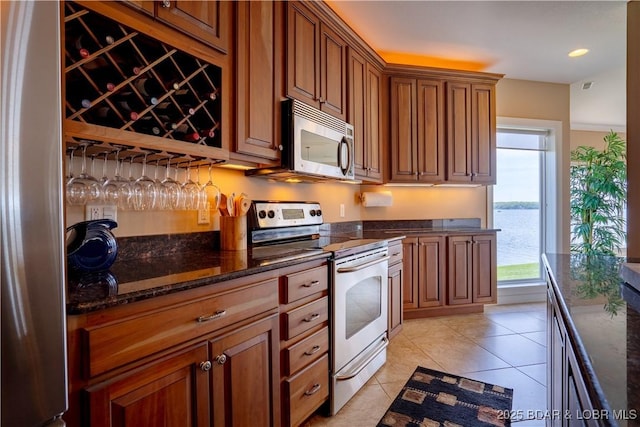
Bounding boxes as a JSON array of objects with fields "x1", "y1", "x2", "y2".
[
  {"x1": 161, "y1": 0, "x2": 171, "y2": 8},
  {"x1": 200, "y1": 361, "x2": 212, "y2": 372},
  {"x1": 278, "y1": 145, "x2": 284, "y2": 151},
  {"x1": 215, "y1": 354, "x2": 227, "y2": 365},
  {"x1": 304, "y1": 345, "x2": 321, "y2": 356}
]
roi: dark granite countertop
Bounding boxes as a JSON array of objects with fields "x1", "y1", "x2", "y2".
[{"x1": 543, "y1": 253, "x2": 640, "y2": 426}]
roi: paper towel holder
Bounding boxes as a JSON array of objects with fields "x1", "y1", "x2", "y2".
[{"x1": 360, "y1": 191, "x2": 393, "y2": 207}]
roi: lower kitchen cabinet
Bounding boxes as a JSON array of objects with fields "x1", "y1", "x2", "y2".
[
  {"x1": 388, "y1": 240, "x2": 404, "y2": 339},
  {"x1": 402, "y1": 231, "x2": 497, "y2": 319},
  {"x1": 66, "y1": 274, "x2": 282, "y2": 427},
  {"x1": 85, "y1": 343, "x2": 211, "y2": 427},
  {"x1": 210, "y1": 314, "x2": 280, "y2": 427},
  {"x1": 278, "y1": 260, "x2": 330, "y2": 426}
]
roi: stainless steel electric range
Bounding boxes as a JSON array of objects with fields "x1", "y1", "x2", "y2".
[{"x1": 248, "y1": 201, "x2": 390, "y2": 415}]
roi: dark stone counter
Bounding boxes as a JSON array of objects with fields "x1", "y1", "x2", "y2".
[{"x1": 543, "y1": 253, "x2": 640, "y2": 426}]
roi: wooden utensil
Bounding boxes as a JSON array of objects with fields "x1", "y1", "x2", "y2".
[
  {"x1": 219, "y1": 194, "x2": 229, "y2": 216},
  {"x1": 227, "y1": 192, "x2": 235, "y2": 216},
  {"x1": 237, "y1": 195, "x2": 251, "y2": 216}
]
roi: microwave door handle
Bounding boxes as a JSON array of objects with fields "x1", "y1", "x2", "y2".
[{"x1": 338, "y1": 137, "x2": 350, "y2": 176}]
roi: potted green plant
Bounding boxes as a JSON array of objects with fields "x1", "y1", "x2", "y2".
[{"x1": 570, "y1": 130, "x2": 627, "y2": 256}]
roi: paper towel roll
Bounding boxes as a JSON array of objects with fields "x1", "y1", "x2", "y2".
[{"x1": 361, "y1": 191, "x2": 393, "y2": 207}]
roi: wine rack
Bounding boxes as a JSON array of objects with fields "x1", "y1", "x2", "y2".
[{"x1": 63, "y1": 2, "x2": 224, "y2": 161}]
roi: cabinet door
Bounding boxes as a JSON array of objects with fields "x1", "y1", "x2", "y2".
[
  {"x1": 388, "y1": 262, "x2": 403, "y2": 339},
  {"x1": 550, "y1": 308, "x2": 565, "y2": 427},
  {"x1": 365, "y1": 63, "x2": 383, "y2": 181},
  {"x1": 447, "y1": 235, "x2": 473, "y2": 305},
  {"x1": 86, "y1": 344, "x2": 210, "y2": 427},
  {"x1": 391, "y1": 77, "x2": 418, "y2": 182},
  {"x1": 210, "y1": 315, "x2": 280, "y2": 427},
  {"x1": 349, "y1": 48, "x2": 367, "y2": 178},
  {"x1": 156, "y1": 1, "x2": 229, "y2": 53},
  {"x1": 286, "y1": 1, "x2": 320, "y2": 108},
  {"x1": 417, "y1": 79, "x2": 445, "y2": 182},
  {"x1": 418, "y1": 236, "x2": 446, "y2": 307},
  {"x1": 319, "y1": 22, "x2": 347, "y2": 120},
  {"x1": 472, "y1": 233, "x2": 497, "y2": 303},
  {"x1": 446, "y1": 82, "x2": 472, "y2": 182},
  {"x1": 402, "y1": 237, "x2": 419, "y2": 309},
  {"x1": 471, "y1": 84, "x2": 496, "y2": 184},
  {"x1": 235, "y1": 0, "x2": 283, "y2": 161}
]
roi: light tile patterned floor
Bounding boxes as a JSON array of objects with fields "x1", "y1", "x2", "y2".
[{"x1": 305, "y1": 302, "x2": 548, "y2": 427}]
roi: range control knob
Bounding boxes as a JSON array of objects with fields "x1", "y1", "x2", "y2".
[
  {"x1": 258, "y1": 210, "x2": 267, "y2": 219},
  {"x1": 316, "y1": 209, "x2": 322, "y2": 217},
  {"x1": 309, "y1": 210, "x2": 316, "y2": 217},
  {"x1": 267, "y1": 210, "x2": 275, "y2": 219}
]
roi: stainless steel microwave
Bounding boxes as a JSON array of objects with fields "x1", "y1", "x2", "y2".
[{"x1": 246, "y1": 99, "x2": 356, "y2": 182}]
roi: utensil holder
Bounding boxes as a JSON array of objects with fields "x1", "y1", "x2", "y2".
[{"x1": 220, "y1": 216, "x2": 247, "y2": 251}]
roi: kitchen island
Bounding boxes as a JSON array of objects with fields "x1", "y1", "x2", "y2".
[{"x1": 543, "y1": 253, "x2": 640, "y2": 427}]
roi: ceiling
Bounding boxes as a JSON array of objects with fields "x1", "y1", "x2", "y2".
[{"x1": 326, "y1": 1, "x2": 627, "y2": 131}]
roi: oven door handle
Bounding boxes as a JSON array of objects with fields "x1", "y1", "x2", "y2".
[
  {"x1": 335, "y1": 336, "x2": 389, "y2": 381},
  {"x1": 336, "y1": 255, "x2": 390, "y2": 273}
]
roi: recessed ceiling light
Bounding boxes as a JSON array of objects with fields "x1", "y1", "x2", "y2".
[{"x1": 568, "y1": 48, "x2": 589, "y2": 58}]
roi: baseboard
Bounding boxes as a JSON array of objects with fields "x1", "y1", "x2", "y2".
[{"x1": 497, "y1": 283, "x2": 546, "y2": 305}]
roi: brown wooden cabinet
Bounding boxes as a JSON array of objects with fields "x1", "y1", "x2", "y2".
[
  {"x1": 387, "y1": 240, "x2": 404, "y2": 339},
  {"x1": 85, "y1": 343, "x2": 210, "y2": 427},
  {"x1": 402, "y1": 236, "x2": 446, "y2": 310},
  {"x1": 278, "y1": 261, "x2": 330, "y2": 426},
  {"x1": 286, "y1": 1, "x2": 347, "y2": 120},
  {"x1": 447, "y1": 233, "x2": 497, "y2": 305},
  {"x1": 348, "y1": 48, "x2": 383, "y2": 182},
  {"x1": 66, "y1": 275, "x2": 281, "y2": 427},
  {"x1": 234, "y1": 0, "x2": 284, "y2": 162},
  {"x1": 390, "y1": 77, "x2": 445, "y2": 183},
  {"x1": 155, "y1": 1, "x2": 229, "y2": 53},
  {"x1": 210, "y1": 314, "x2": 280, "y2": 427},
  {"x1": 446, "y1": 82, "x2": 496, "y2": 184},
  {"x1": 388, "y1": 66, "x2": 500, "y2": 185}
]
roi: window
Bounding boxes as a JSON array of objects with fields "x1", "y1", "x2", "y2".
[{"x1": 494, "y1": 128, "x2": 548, "y2": 284}]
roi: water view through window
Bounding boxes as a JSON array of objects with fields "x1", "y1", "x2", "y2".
[{"x1": 494, "y1": 131, "x2": 545, "y2": 283}]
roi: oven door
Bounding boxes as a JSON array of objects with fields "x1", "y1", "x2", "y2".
[{"x1": 331, "y1": 248, "x2": 389, "y2": 372}]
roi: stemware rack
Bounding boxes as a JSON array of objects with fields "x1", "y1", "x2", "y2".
[{"x1": 63, "y1": 1, "x2": 226, "y2": 163}]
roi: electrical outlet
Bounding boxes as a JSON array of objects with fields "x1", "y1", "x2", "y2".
[
  {"x1": 197, "y1": 209, "x2": 210, "y2": 225},
  {"x1": 339, "y1": 204, "x2": 345, "y2": 218},
  {"x1": 85, "y1": 205, "x2": 118, "y2": 222}
]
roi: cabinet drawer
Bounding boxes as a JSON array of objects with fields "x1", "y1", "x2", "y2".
[
  {"x1": 388, "y1": 242, "x2": 403, "y2": 266},
  {"x1": 283, "y1": 266, "x2": 328, "y2": 304},
  {"x1": 84, "y1": 279, "x2": 278, "y2": 377},
  {"x1": 285, "y1": 327, "x2": 328, "y2": 376},
  {"x1": 283, "y1": 296, "x2": 328, "y2": 340},
  {"x1": 285, "y1": 354, "x2": 329, "y2": 427}
]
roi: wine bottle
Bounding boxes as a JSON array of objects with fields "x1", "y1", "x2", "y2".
[
  {"x1": 95, "y1": 106, "x2": 124, "y2": 127},
  {"x1": 134, "y1": 77, "x2": 165, "y2": 98}
]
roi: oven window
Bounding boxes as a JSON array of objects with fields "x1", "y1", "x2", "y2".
[{"x1": 345, "y1": 277, "x2": 382, "y2": 339}]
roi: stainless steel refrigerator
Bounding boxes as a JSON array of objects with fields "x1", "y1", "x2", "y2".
[{"x1": 1, "y1": 1, "x2": 68, "y2": 426}]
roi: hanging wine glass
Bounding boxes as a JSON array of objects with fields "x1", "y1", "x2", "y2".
[
  {"x1": 201, "y1": 162, "x2": 221, "y2": 211},
  {"x1": 66, "y1": 146, "x2": 86, "y2": 205},
  {"x1": 153, "y1": 158, "x2": 169, "y2": 210},
  {"x1": 66, "y1": 143, "x2": 102, "y2": 205},
  {"x1": 102, "y1": 149, "x2": 131, "y2": 209},
  {"x1": 161, "y1": 157, "x2": 182, "y2": 210},
  {"x1": 181, "y1": 160, "x2": 200, "y2": 210},
  {"x1": 132, "y1": 152, "x2": 158, "y2": 210}
]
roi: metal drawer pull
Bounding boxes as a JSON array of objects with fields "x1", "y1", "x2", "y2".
[
  {"x1": 303, "y1": 313, "x2": 320, "y2": 323},
  {"x1": 215, "y1": 354, "x2": 227, "y2": 365},
  {"x1": 304, "y1": 383, "x2": 321, "y2": 396},
  {"x1": 302, "y1": 280, "x2": 320, "y2": 288},
  {"x1": 304, "y1": 345, "x2": 321, "y2": 356},
  {"x1": 161, "y1": 0, "x2": 171, "y2": 8},
  {"x1": 337, "y1": 255, "x2": 390, "y2": 273},
  {"x1": 200, "y1": 361, "x2": 212, "y2": 372},
  {"x1": 196, "y1": 310, "x2": 227, "y2": 323}
]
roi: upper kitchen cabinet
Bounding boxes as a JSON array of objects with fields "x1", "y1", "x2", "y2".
[
  {"x1": 153, "y1": 1, "x2": 229, "y2": 53},
  {"x1": 387, "y1": 65, "x2": 502, "y2": 185},
  {"x1": 447, "y1": 82, "x2": 497, "y2": 184},
  {"x1": 348, "y1": 48, "x2": 383, "y2": 182},
  {"x1": 390, "y1": 77, "x2": 445, "y2": 183},
  {"x1": 234, "y1": 1, "x2": 284, "y2": 162},
  {"x1": 63, "y1": 1, "x2": 230, "y2": 162},
  {"x1": 286, "y1": 1, "x2": 347, "y2": 121}
]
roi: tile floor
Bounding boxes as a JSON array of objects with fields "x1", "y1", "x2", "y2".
[{"x1": 305, "y1": 302, "x2": 548, "y2": 426}]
